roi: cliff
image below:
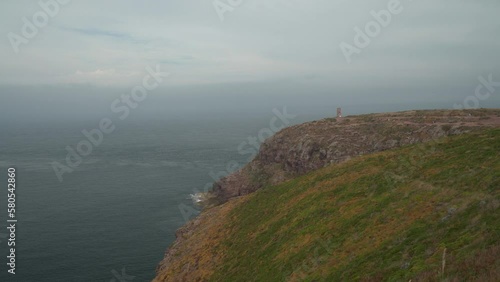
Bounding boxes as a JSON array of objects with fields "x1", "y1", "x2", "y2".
[
  {"x1": 212, "y1": 109, "x2": 500, "y2": 202},
  {"x1": 154, "y1": 109, "x2": 500, "y2": 281}
]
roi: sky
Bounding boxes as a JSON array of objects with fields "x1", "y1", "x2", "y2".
[{"x1": 0, "y1": 0, "x2": 500, "y2": 119}]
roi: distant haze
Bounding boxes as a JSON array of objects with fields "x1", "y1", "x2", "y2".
[{"x1": 1, "y1": 0, "x2": 499, "y2": 122}]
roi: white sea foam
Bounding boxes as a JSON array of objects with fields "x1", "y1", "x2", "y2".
[{"x1": 190, "y1": 193, "x2": 205, "y2": 204}]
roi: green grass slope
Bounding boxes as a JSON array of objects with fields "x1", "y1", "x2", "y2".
[{"x1": 210, "y1": 129, "x2": 500, "y2": 281}]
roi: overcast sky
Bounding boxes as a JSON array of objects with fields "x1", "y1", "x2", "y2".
[{"x1": 1, "y1": 0, "x2": 499, "y2": 118}]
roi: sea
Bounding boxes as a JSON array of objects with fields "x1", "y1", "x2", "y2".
[{"x1": 0, "y1": 97, "x2": 460, "y2": 281}]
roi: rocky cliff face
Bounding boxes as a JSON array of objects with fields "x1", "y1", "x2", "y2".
[
  {"x1": 212, "y1": 109, "x2": 500, "y2": 202},
  {"x1": 154, "y1": 109, "x2": 500, "y2": 281}
]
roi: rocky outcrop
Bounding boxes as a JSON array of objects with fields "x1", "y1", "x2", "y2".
[
  {"x1": 212, "y1": 109, "x2": 500, "y2": 202},
  {"x1": 154, "y1": 109, "x2": 500, "y2": 281}
]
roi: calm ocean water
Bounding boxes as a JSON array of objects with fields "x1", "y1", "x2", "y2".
[{"x1": 0, "y1": 117, "x2": 286, "y2": 281}]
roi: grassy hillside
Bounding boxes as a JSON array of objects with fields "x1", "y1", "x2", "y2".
[{"x1": 155, "y1": 129, "x2": 500, "y2": 281}]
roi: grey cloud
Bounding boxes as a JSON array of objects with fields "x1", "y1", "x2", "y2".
[{"x1": 0, "y1": 0, "x2": 498, "y2": 113}]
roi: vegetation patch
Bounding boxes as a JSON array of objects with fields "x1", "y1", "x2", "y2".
[{"x1": 207, "y1": 129, "x2": 500, "y2": 281}]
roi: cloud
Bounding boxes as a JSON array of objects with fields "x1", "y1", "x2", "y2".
[
  {"x1": 0, "y1": 0, "x2": 498, "y2": 90},
  {"x1": 62, "y1": 68, "x2": 141, "y2": 85}
]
